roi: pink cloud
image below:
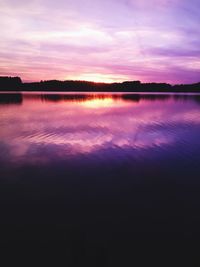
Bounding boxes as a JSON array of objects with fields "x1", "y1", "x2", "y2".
[{"x1": 0, "y1": 0, "x2": 199, "y2": 83}]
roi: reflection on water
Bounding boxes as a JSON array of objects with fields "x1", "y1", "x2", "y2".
[
  {"x1": 0, "y1": 93, "x2": 23, "y2": 105},
  {"x1": 1, "y1": 92, "x2": 200, "y2": 164},
  {"x1": 1, "y1": 92, "x2": 200, "y2": 264}
]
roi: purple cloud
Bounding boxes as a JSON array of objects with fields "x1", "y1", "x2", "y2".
[{"x1": 0, "y1": 0, "x2": 200, "y2": 83}]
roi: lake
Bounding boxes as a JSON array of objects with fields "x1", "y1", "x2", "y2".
[{"x1": 1, "y1": 92, "x2": 200, "y2": 265}]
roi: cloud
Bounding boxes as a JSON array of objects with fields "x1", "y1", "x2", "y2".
[{"x1": 0, "y1": 0, "x2": 200, "y2": 83}]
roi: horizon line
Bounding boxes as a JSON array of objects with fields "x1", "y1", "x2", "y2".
[{"x1": 1, "y1": 76, "x2": 200, "y2": 86}]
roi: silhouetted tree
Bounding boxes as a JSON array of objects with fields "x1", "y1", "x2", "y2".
[
  {"x1": 0, "y1": 76, "x2": 200, "y2": 92},
  {"x1": 0, "y1": 76, "x2": 22, "y2": 90}
]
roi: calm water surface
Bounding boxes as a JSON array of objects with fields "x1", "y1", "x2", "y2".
[{"x1": 1, "y1": 92, "x2": 200, "y2": 265}]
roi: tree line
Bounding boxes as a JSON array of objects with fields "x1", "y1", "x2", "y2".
[{"x1": 0, "y1": 76, "x2": 200, "y2": 92}]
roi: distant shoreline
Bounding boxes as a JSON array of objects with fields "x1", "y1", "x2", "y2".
[{"x1": 0, "y1": 76, "x2": 200, "y2": 93}]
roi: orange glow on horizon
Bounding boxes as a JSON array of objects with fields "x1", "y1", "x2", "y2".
[{"x1": 68, "y1": 73, "x2": 127, "y2": 83}]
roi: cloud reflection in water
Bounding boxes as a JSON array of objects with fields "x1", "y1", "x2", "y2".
[{"x1": 0, "y1": 93, "x2": 200, "y2": 166}]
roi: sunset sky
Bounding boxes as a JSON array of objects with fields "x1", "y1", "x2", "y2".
[{"x1": 0, "y1": 0, "x2": 200, "y2": 83}]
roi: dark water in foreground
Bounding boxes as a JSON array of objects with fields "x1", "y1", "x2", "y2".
[{"x1": 1, "y1": 92, "x2": 200, "y2": 265}]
